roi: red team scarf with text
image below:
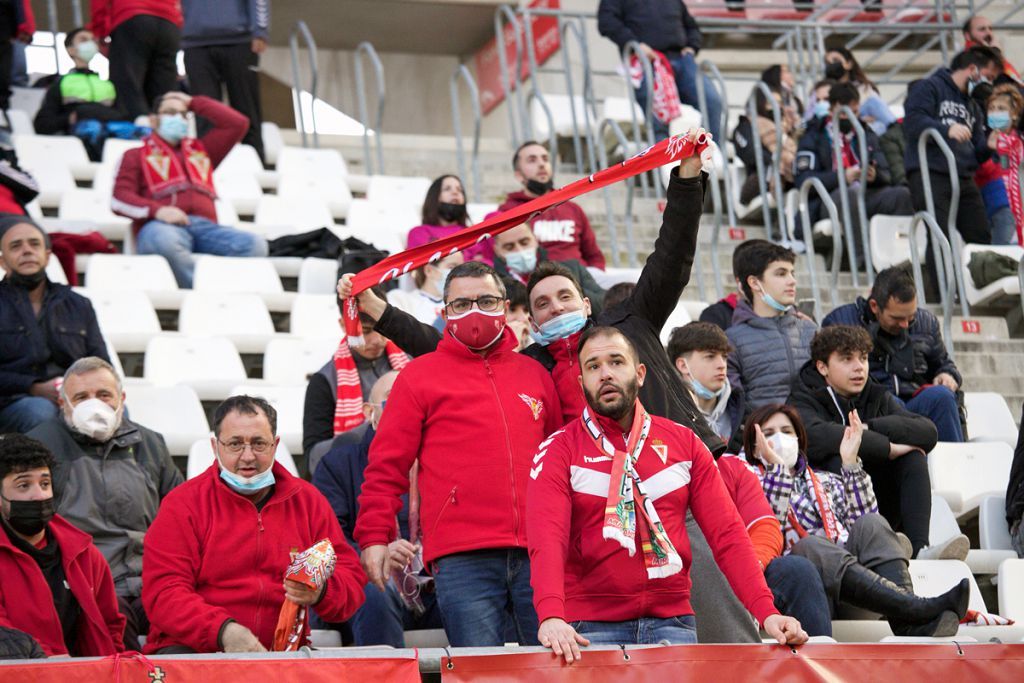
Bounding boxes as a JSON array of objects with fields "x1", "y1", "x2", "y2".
[
  {"x1": 629, "y1": 51, "x2": 683, "y2": 125},
  {"x1": 342, "y1": 131, "x2": 714, "y2": 346},
  {"x1": 332, "y1": 339, "x2": 409, "y2": 434},
  {"x1": 584, "y1": 401, "x2": 683, "y2": 579},
  {"x1": 783, "y1": 467, "x2": 841, "y2": 551},
  {"x1": 140, "y1": 134, "x2": 217, "y2": 199}
]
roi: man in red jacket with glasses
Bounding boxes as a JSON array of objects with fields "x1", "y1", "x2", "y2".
[
  {"x1": 527, "y1": 326, "x2": 807, "y2": 663},
  {"x1": 355, "y1": 261, "x2": 563, "y2": 647}
]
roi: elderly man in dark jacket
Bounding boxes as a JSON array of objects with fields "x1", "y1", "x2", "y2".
[
  {"x1": 0, "y1": 217, "x2": 110, "y2": 434},
  {"x1": 823, "y1": 266, "x2": 964, "y2": 442},
  {"x1": 28, "y1": 356, "x2": 182, "y2": 650},
  {"x1": 790, "y1": 326, "x2": 938, "y2": 557}
]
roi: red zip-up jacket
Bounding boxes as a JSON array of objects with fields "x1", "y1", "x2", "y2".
[
  {"x1": 0, "y1": 514, "x2": 125, "y2": 656},
  {"x1": 527, "y1": 410, "x2": 779, "y2": 625},
  {"x1": 142, "y1": 461, "x2": 366, "y2": 653},
  {"x1": 354, "y1": 327, "x2": 563, "y2": 564},
  {"x1": 90, "y1": 0, "x2": 183, "y2": 41},
  {"x1": 112, "y1": 95, "x2": 247, "y2": 235},
  {"x1": 498, "y1": 192, "x2": 606, "y2": 269}
]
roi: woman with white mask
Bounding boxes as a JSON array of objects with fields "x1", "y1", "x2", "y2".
[{"x1": 741, "y1": 404, "x2": 970, "y2": 638}]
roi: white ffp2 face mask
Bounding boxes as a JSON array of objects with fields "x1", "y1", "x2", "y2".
[
  {"x1": 766, "y1": 431, "x2": 800, "y2": 469},
  {"x1": 70, "y1": 398, "x2": 120, "y2": 441}
]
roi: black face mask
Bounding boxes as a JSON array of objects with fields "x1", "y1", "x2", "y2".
[
  {"x1": 824, "y1": 61, "x2": 847, "y2": 81},
  {"x1": 5, "y1": 269, "x2": 46, "y2": 290},
  {"x1": 3, "y1": 497, "x2": 55, "y2": 536},
  {"x1": 838, "y1": 118, "x2": 855, "y2": 135},
  {"x1": 437, "y1": 202, "x2": 467, "y2": 223},
  {"x1": 525, "y1": 178, "x2": 554, "y2": 196}
]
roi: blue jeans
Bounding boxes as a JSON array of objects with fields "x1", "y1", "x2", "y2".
[
  {"x1": 136, "y1": 215, "x2": 268, "y2": 288},
  {"x1": 0, "y1": 396, "x2": 58, "y2": 434},
  {"x1": 431, "y1": 548, "x2": 538, "y2": 647},
  {"x1": 571, "y1": 615, "x2": 697, "y2": 645},
  {"x1": 902, "y1": 385, "x2": 964, "y2": 442},
  {"x1": 764, "y1": 555, "x2": 832, "y2": 637},
  {"x1": 349, "y1": 581, "x2": 443, "y2": 647},
  {"x1": 634, "y1": 52, "x2": 722, "y2": 143},
  {"x1": 990, "y1": 206, "x2": 1017, "y2": 245}
]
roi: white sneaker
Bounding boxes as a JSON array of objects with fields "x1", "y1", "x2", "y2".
[{"x1": 917, "y1": 534, "x2": 969, "y2": 561}]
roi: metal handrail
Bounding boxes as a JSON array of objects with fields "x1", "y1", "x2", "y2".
[
  {"x1": 1019, "y1": 254, "x2": 1024, "y2": 325},
  {"x1": 908, "y1": 211, "x2": 957, "y2": 359},
  {"x1": 696, "y1": 59, "x2": 734, "y2": 301},
  {"x1": 450, "y1": 65, "x2": 482, "y2": 204},
  {"x1": 621, "y1": 41, "x2": 659, "y2": 199},
  {"x1": 829, "y1": 106, "x2": 874, "y2": 287},
  {"x1": 799, "y1": 177, "x2": 845, "y2": 321},
  {"x1": 559, "y1": 18, "x2": 599, "y2": 175},
  {"x1": 596, "y1": 117, "x2": 639, "y2": 267},
  {"x1": 495, "y1": 5, "x2": 529, "y2": 149},
  {"x1": 746, "y1": 81, "x2": 790, "y2": 244},
  {"x1": 918, "y1": 127, "x2": 969, "y2": 318},
  {"x1": 289, "y1": 21, "x2": 319, "y2": 148},
  {"x1": 354, "y1": 42, "x2": 386, "y2": 176}
]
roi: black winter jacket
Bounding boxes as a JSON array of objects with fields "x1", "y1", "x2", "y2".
[
  {"x1": 1007, "y1": 404, "x2": 1024, "y2": 528},
  {"x1": 0, "y1": 280, "x2": 109, "y2": 409},
  {"x1": 597, "y1": 0, "x2": 702, "y2": 54},
  {"x1": 789, "y1": 360, "x2": 938, "y2": 473}
]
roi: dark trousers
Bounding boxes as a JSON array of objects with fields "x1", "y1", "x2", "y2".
[
  {"x1": 864, "y1": 451, "x2": 932, "y2": 556},
  {"x1": 0, "y1": 0, "x2": 15, "y2": 111},
  {"x1": 109, "y1": 15, "x2": 181, "y2": 118},
  {"x1": 184, "y1": 42, "x2": 264, "y2": 161},
  {"x1": 117, "y1": 595, "x2": 149, "y2": 651},
  {"x1": 907, "y1": 169, "x2": 990, "y2": 300}
]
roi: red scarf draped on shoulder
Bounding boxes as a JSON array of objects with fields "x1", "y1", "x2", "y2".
[
  {"x1": 333, "y1": 338, "x2": 409, "y2": 434},
  {"x1": 140, "y1": 134, "x2": 217, "y2": 199}
]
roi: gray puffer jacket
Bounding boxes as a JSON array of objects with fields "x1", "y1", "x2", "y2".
[
  {"x1": 726, "y1": 299, "x2": 817, "y2": 413},
  {"x1": 27, "y1": 418, "x2": 182, "y2": 598}
]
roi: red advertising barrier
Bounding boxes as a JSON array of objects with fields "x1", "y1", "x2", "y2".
[
  {"x1": 0, "y1": 653, "x2": 421, "y2": 683},
  {"x1": 474, "y1": 0, "x2": 561, "y2": 114},
  {"x1": 441, "y1": 644, "x2": 1024, "y2": 682}
]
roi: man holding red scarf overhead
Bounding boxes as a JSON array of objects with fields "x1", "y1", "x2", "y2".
[
  {"x1": 527, "y1": 326, "x2": 807, "y2": 664},
  {"x1": 112, "y1": 92, "x2": 267, "y2": 288}
]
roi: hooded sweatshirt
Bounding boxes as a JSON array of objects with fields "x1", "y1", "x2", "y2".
[{"x1": 903, "y1": 68, "x2": 991, "y2": 176}]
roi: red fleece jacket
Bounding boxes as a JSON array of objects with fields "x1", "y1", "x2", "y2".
[
  {"x1": 527, "y1": 410, "x2": 779, "y2": 625},
  {"x1": 355, "y1": 327, "x2": 563, "y2": 564},
  {"x1": 142, "y1": 461, "x2": 366, "y2": 653},
  {"x1": 498, "y1": 192, "x2": 606, "y2": 269},
  {"x1": 112, "y1": 95, "x2": 247, "y2": 234},
  {"x1": 0, "y1": 514, "x2": 125, "y2": 656},
  {"x1": 90, "y1": 0, "x2": 183, "y2": 40}
]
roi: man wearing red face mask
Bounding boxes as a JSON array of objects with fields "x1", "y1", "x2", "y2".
[{"x1": 355, "y1": 261, "x2": 563, "y2": 648}]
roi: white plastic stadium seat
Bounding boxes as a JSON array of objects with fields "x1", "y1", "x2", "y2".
[
  {"x1": 126, "y1": 384, "x2": 210, "y2": 456},
  {"x1": 466, "y1": 203, "x2": 498, "y2": 225},
  {"x1": 261, "y1": 122, "x2": 284, "y2": 167},
  {"x1": 343, "y1": 198, "x2": 416, "y2": 254},
  {"x1": 19, "y1": 154, "x2": 75, "y2": 208},
  {"x1": 979, "y1": 495, "x2": 1014, "y2": 551},
  {"x1": 4, "y1": 108, "x2": 34, "y2": 134},
  {"x1": 297, "y1": 257, "x2": 340, "y2": 295},
  {"x1": 78, "y1": 289, "x2": 162, "y2": 353},
  {"x1": 14, "y1": 133, "x2": 98, "y2": 182},
  {"x1": 929, "y1": 495, "x2": 1014, "y2": 575},
  {"x1": 276, "y1": 145, "x2": 348, "y2": 181},
  {"x1": 215, "y1": 198, "x2": 241, "y2": 226},
  {"x1": 962, "y1": 244, "x2": 1023, "y2": 307},
  {"x1": 229, "y1": 384, "x2": 306, "y2": 454},
  {"x1": 277, "y1": 172, "x2": 353, "y2": 220},
  {"x1": 178, "y1": 292, "x2": 277, "y2": 354},
  {"x1": 43, "y1": 258, "x2": 68, "y2": 285},
  {"x1": 213, "y1": 165, "x2": 263, "y2": 216},
  {"x1": 290, "y1": 294, "x2": 342, "y2": 339},
  {"x1": 530, "y1": 94, "x2": 592, "y2": 139},
  {"x1": 907, "y1": 560, "x2": 987, "y2": 613},
  {"x1": 589, "y1": 267, "x2": 641, "y2": 289},
  {"x1": 262, "y1": 336, "x2": 338, "y2": 385},
  {"x1": 659, "y1": 302, "x2": 693, "y2": 346},
  {"x1": 964, "y1": 392, "x2": 1019, "y2": 447},
  {"x1": 83, "y1": 254, "x2": 183, "y2": 310},
  {"x1": 101, "y1": 137, "x2": 143, "y2": 165},
  {"x1": 58, "y1": 188, "x2": 132, "y2": 241},
  {"x1": 365, "y1": 175, "x2": 431, "y2": 209},
  {"x1": 253, "y1": 194, "x2": 334, "y2": 240},
  {"x1": 869, "y1": 214, "x2": 924, "y2": 271},
  {"x1": 143, "y1": 335, "x2": 247, "y2": 400},
  {"x1": 602, "y1": 96, "x2": 644, "y2": 125},
  {"x1": 191, "y1": 255, "x2": 293, "y2": 312},
  {"x1": 187, "y1": 436, "x2": 297, "y2": 480},
  {"x1": 928, "y1": 442, "x2": 1014, "y2": 519},
  {"x1": 218, "y1": 144, "x2": 278, "y2": 191},
  {"x1": 998, "y1": 559, "x2": 1024, "y2": 622}
]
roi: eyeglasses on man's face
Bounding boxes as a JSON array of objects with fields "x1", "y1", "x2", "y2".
[
  {"x1": 445, "y1": 295, "x2": 503, "y2": 315},
  {"x1": 217, "y1": 438, "x2": 274, "y2": 455}
]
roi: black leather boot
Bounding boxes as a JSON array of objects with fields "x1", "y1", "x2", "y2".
[{"x1": 839, "y1": 564, "x2": 970, "y2": 637}]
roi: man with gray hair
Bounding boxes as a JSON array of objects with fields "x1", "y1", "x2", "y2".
[{"x1": 27, "y1": 356, "x2": 182, "y2": 650}]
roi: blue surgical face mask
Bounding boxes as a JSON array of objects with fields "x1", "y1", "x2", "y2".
[
  {"x1": 531, "y1": 309, "x2": 588, "y2": 345},
  {"x1": 218, "y1": 454, "x2": 276, "y2": 494},
  {"x1": 158, "y1": 114, "x2": 189, "y2": 144},
  {"x1": 813, "y1": 100, "x2": 830, "y2": 119},
  {"x1": 690, "y1": 375, "x2": 725, "y2": 400},
  {"x1": 988, "y1": 111, "x2": 1012, "y2": 131},
  {"x1": 757, "y1": 281, "x2": 791, "y2": 313},
  {"x1": 504, "y1": 247, "x2": 538, "y2": 275}
]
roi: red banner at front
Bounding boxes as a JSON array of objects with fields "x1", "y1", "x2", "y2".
[
  {"x1": 474, "y1": 0, "x2": 561, "y2": 114},
  {"x1": 0, "y1": 653, "x2": 421, "y2": 683},
  {"x1": 441, "y1": 644, "x2": 1024, "y2": 681}
]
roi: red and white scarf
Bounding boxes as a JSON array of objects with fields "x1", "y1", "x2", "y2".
[
  {"x1": 342, "y1": 131, "x2": 715, "y2": 346},
  {"x1": 783, "y1": 467, "x2": 841, "y2": 551},
  {"x1": 584, "y1": 402, "x2": 683, "y2": 579},
  {"x1": 332, "y1": 339, "x2": 409, "y2": 434},
  {"x1": 629, "y1": 50, "x2": 683, "y2": 125},
  {"x1": 140, "y1": 134, "x2": 217, "y2": 200}
]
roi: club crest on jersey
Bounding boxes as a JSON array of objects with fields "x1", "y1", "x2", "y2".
[
  {"x1": 518, "y1": 393, "x2": 544, "y2": 421},
  {"x1": 145, "y1": 152, "x2": 171, "y2": 181},
  {"x1": 187, "y1": 151, "x2": 212, "y2": 183},
  {"x1": 651, "y1": 439, "x2": 669, "y2": 464}
]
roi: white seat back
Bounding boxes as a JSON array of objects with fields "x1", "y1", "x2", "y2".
[
  {"x1": 263, "y1": 336, "x2": 338, "y2": 385},
  {"x1": 908, "y1": 559, "x2": 987, "y2": 612},
  {"x1": 192, "y1": 255, "x2": 284, "y2": 293},
  {"x1": 290, "y1": 294, "x2": 342, "y2": 339},
  {"x1": 998, "y1": 559, "x2": 1024, "y2": 621},
  {"x1": 126, "y1": 384, "x2": 210, "y2": 456},
  {"x1": 143, "y1": 335, "x2": 247, "y2": 387},
  {"x1": 979, "y1": 495, "x2": 1013, "y2": 551},
  {"x1": 297, "y1": 257, "x2": 340, "y2": 295},
  {"x1": 927, "y1": 442, "x2": 1014, "y2": 517},
  {"x1": 964, "y1": 392, "x2": 1019, "y2": 447}
]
